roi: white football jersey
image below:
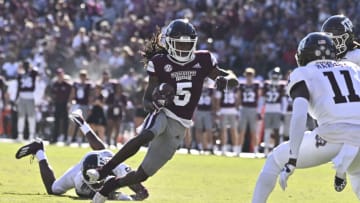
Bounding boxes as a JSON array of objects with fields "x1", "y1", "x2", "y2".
[
  {"x1": 342, "y1": 49, "x2": 360, "y2": 66},
  {"x1": 74, "y1": 150, "x2": 132, "y2": 197},
  {"x1": 287, "y1": 59, "x2": 360, "y2": 126}
]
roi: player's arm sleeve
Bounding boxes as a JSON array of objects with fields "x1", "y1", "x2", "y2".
[
  {"x1": 287, "y1": 69, "x2": 310, "y2": 159},
  {"x1": 289, "y1": 96, "x2": 309, "y2": 159},
  {"x1": 207, "y1": 53, "x2": 239, "y2": 88}
]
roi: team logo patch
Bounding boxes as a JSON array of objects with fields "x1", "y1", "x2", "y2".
[
  {"x1": 164, "y1": 64, "x2": 173, "y2": 72},
  {"x1": 315, "y1": 134, "x2": 327, "y2": 148}
]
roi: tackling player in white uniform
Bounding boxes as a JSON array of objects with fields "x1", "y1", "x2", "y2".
[
  {"x1": 252, "y1": 32, "x2": 360, "y2": 202},
  {"x1": 321, "y1": 14, "x2": 360, "y2": 191},
  {"x1": 15, "y1": 109, "x2": 148, "y2": 201}
]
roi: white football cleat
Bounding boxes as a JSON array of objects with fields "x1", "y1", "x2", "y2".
[{"x1": 69, "y1": 109, "x2": 85, "y2": 126}]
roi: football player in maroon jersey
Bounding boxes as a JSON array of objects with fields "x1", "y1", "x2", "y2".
[
  {"x1": 238, "y1": 67, "x2": 262, "y2": 154},
  {"x1": 89, "y1": 19, "x2": 239, "y2": 202},
  {"x1": 16, "y1": 61, "x2": 38, "y2": 142}
]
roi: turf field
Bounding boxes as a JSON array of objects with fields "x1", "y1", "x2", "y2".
[{"x1": 0, "y1": 141, "x2": 357, "y2": 203}]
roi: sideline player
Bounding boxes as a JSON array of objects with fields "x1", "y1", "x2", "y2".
[
  {"x1": 194, "y1": 78, "x2": 216, "y2": 154},
  {"x1": 258, "y1": 67, "x2": 287, "y2": 156},
  {"x1": 252, "y1": 32, "x2": 360, "y2": 202},
  {"x1": 16, "y1": 61, "x2": 38, "y2": 141},
  {"x1": 87, "y1": 18, "x2": 239, "y2": 202},
  {"x1": 238, "y1": 67, "x2": 261, "y2": 154},
  {"x1": 215, "y1": 79, "x2": 240, "y2": 156},
  {"x1": 15, "y1": 110, "x2": 148, "y2": 200},
  {"x1": 321, "y1": 14, "x2": 360, "y2": 192}
]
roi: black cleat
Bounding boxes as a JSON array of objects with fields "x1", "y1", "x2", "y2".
[
  {"x1": 69, "y1": 109, "x2": 85, "y2": 126},
  {"x1": 130, "y1": 188, "x2": 149, "y2": 201},
  {"x1": 334, "y1": 175, "x2": 347, "y2": 192},
  {"x1": 15, "y1": 139, "x2": 44, "y2": 159}
]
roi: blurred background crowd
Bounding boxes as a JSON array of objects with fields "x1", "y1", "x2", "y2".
[{"x1": 0, "y1": 0, "x2": 359, "y2": 153}]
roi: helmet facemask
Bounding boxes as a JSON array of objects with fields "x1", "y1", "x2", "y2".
[
  {"x1": 166, "y1": 35, "x2": 197, "y2": 62},
  {"x1": 328, "y1": 33, "x2": 349, "y2": 56},
  {"x1": 81, "y1": 154, "x2": 110, "y2": 191}
]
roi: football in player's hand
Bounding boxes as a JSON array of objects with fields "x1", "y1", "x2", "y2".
[{"x1": 152, "y1": 83, "x2": 175, "y2": 108}]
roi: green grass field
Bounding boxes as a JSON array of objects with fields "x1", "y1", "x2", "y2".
[{"x1": 0, "y1": 142, "x2": 357, "y2": 203}]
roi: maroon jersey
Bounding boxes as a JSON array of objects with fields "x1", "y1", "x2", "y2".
[
  {"x1": 17, "y1": 69, "x2": 38, "y2": 92},
  {"x1": 52, "y1": 80, "x2": 72, "y2": 103},
  {"x1": 262, "y1": 80, "x2": 286, "y2": 104},
  {"x1": 101, "y1": 80, "x2": 117, "y2": 105},
  {"x1": 197, "y1": 87, "x2": 214, "y2": 111},
  {"x1": 217, "y1": 87, "x2": 239, "y2": 108},
  {"x1": 239, "y1": 82, "x2": 260, "y2": 107},
  {"x1": 146, "y1": 50, "x2": 217, "y2": 120},
  {"x1": 73, "y1": 81, "x2": 92, "y2": 105}
]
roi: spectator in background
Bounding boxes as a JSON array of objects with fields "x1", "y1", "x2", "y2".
[
  {"x1": 67, "y1": 69, "x2": 92, "y2": 145},
  {"x1": 119, "y1": 67, "x2": 137, "y2": 93},
  {"x1": 72, "y1": 27, "x2": 90, "y2": 70},
  {"x1": 131, "y1": 77, "x2": 148, "y2": 130},
  {"x1": 0, "y1": 75, "x2": 8, "y2": 136},
  {"x1": 50, "y1": 68, "x2": 72, "y2": 144},
  {"x1": 107, "y1": 84, "x2": 127, "y2": 146},
  {"x1": 2, "y1": 54, "x2": 18, "y2": 79},
  {"x1": 74, "y1": 4, "x2": 92, "y2": 32},
  {"x1": 87, "y1": 84, "x2": 107, "y2": 142},
  {"x1": 98, "y1": 70, "x2": 117, "y2": 145},
  {"x1": 108, "y1": 47, "x2": 125, "y2": 75},
  {"x1": 16, "y1": 61, "x2": 38, "y2": 142}
]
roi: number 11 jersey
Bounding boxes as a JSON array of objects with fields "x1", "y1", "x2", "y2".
[{"x1": 287, "y1": 59, "x2": 360, "y2": 126}]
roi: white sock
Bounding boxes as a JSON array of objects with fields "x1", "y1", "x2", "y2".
[
  {"x1": 18, "y1": 116, "x2": 25, "y2": 136},
  {"x1": 28, "y1": 117, "x2": 36, "y2": 140},
  {"x1": 264, "y1": 129, "x2": 272, "y2": 155},
  {"x1": 35, "y1": 150, "x2": 47, "y2": 161},
  {"x1": 80, "y1": 123, "x2": 91, "y2": 134},
  {"x1": 238, "y1": 145, "x2": 242, "y2": 153},
  {"x1": 252, "y1": 155, "x2": 280, "y2": 203}
]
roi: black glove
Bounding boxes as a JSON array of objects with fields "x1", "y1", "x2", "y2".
[
  {"x1": 215, "y1": 76, "x2": 228, "y2": 91},
  {"x1": 257, "y1": 113, "x2": 262, "y2": 120}
]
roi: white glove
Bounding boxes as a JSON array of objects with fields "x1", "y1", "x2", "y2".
[
  {"x1": 279, "y1": 163, "x2": 296, "y2": 190},
  {"x1": 86, "y1": 169, "x2": 100, "y2": 183}
]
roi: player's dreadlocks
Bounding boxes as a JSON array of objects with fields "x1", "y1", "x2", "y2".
[{"x1": 141, "y1": 27, "x2": 168, "y2": 67}]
